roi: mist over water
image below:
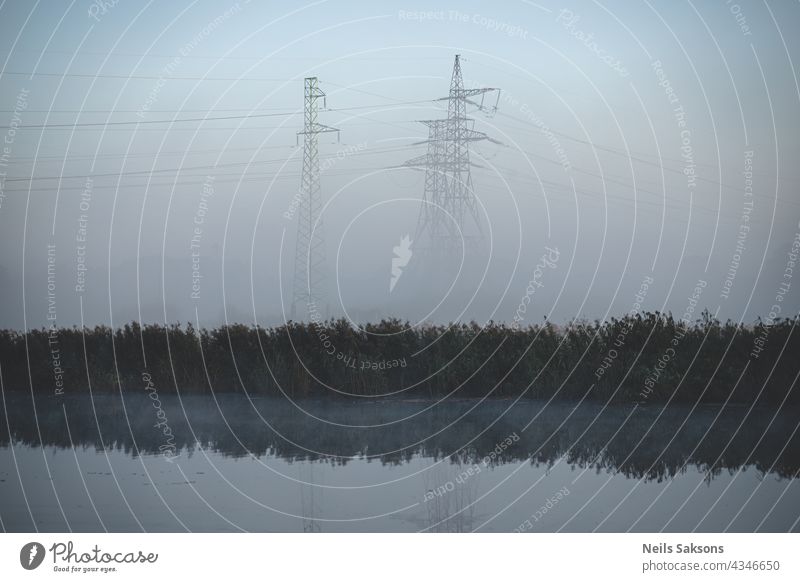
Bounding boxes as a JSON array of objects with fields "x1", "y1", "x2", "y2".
[{"x1": 1, "y1": 393, "x2": 798, "y2": 532}]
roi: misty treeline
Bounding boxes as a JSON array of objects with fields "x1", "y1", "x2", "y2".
[{"x1": 0, "y1": 311, "x2": 797, "y2": 403}]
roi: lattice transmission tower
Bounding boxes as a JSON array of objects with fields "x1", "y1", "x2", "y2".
[
  {"x1": 291, "y1": 77, "x2": 339, "y2": 319},
  {"x1": 404, "y1": 55, "x2": 501, "y2": 258}
]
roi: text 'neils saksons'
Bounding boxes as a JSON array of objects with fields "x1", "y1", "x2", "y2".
[{"x1": 643, "y1": 543, "x2": 724, "y2": 554}]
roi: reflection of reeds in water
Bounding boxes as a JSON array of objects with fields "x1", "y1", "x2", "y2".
[
  {"x1": 1, "y1": 394, "x2": 798, "y2": 482},
  {"x1": 423, "y1": 460, "x2": 479, "y2": 532}
]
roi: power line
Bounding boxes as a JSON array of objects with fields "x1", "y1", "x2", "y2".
[
  {"x1": 0, "y1": 71, "x2": 296, "y2": 81},
  {"x1": 3, "y1": 124, "x2": 353, "y2": 132},
  {"x1": 0, "y1": 99, "x2": 437, "y2": 129},
  {"x1": 9, "y1": 144, "x2": 297, "y2": 163},
  {"x1": 8, "y1": 49, "x2": 450, "y2": 61},
  {"x1": 3, "y1": 143, "x2": 419, "y2": 183},
  {"x1": 488, "y1": 111, "x2": 800, "y2": 206},
  {"x1": 4, "y1": 66, "x2": 792, "y2": 215},
  {"x1": 0, "y1": 166, "x2": 395, "y2": 193},
  {"x1": 0, "y1": 106, "x2": 298, "y2": 114}
]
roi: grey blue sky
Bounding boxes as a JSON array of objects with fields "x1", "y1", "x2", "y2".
[{"x1": 0, "y1": 0, "x2": 798, "y2": 328}]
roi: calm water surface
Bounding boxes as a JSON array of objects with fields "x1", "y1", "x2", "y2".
[{"x1": 1, "y1": 394, "x2": 798, "y2": 532}]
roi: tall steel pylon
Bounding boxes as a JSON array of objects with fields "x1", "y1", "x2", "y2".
[
  {"x1": 291, "y1": 77, "x2": 339, "y2": 319},
  {"x1": 405, "y1": 55, "x2": 501, "y2": 258}
]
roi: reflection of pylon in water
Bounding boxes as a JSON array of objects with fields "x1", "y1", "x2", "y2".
[
  {"x1": 291, "y1": 77, "x2": 339, "y2": 320},
  {"x1": 404, "y1": 55, "x2": 501, "y2": 262},
  {"x1": 299, "y1": 462, "x2": 321, "y2": 532}
]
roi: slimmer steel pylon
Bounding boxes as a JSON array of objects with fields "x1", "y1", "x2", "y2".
[{"x1": 291, "y1": 77, "x2": 339, "y2": 319}]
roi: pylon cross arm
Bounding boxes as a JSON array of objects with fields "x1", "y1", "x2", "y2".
[
  {"x1": 402, "y1": 155, "x2": 429, "y2": 168},
  {"x1": 458, "y1": 88, "x2": 498, "y2": 98},
  {"x1": 298, "y1": 123, "x2": 339, "y2": 136}
]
